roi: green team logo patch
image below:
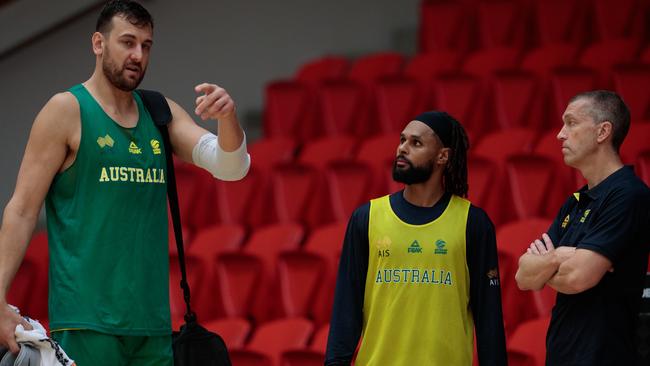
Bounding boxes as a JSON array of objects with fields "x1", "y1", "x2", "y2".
[
  {"x1": 434, "y1": 239, "x2": 447, "y2": 255},
  {"x1": 407, "y1": 240, "x2": 422, "y2": 253}
]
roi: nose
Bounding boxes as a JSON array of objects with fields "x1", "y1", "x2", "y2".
[
  {"x1": 397, "y1": 140, "x2": 408, "y2": 156},
  {"x1": 130, "y1": 46, "x2": 143, "y2": 62},
  {"x1": 556, "y1": 125, "x2": 567, "y2": 141}
]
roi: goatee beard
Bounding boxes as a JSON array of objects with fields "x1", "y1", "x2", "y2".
[
  {"x1": 392, "y1": 157, "x2": 435, "y2": 185},
  {"x1": 102, "y1": 51, "x2": 145, "y2": 91}
]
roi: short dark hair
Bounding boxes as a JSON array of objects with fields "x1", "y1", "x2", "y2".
[
  {"x1": 96, "y1": 0, "x2": 153, "y2": 34},
  {"x1": 569, "y1": 90, "x2": 631, "y2": 152}
]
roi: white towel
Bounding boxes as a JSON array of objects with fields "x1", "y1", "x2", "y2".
[{"x1": 13, "y1": 314, "x2": 75, "y2": 366}]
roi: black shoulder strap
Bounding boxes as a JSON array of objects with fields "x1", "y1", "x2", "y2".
[
  {"x1": 135, "y1": 89, "x2": 196, "y2": 323},
  {"x1": 136, "y1": 89, "x2": 172, "y2": 126}
]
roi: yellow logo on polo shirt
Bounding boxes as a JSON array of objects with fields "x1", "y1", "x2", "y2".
[
  {"x1": 129, "y1": 141, "x2": 142, "y2": 154},
  {"x1": 580, "y1": 209, "x2": 591, "y2": 223},
  {"x1": 97, "y1": 134, "x2": 115, "y2": 148},
  {"x1": 561, "y1": 214, "x2": 570, "y2": 228},
  {"x1": 150, "y1": 139, "x2": 161, "y2": 155}
]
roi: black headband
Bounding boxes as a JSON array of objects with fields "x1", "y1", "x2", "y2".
[{"x1": 412, "y1": 111, "x2": 455, "y2": 147}]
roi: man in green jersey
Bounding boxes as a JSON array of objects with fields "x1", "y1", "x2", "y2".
[{"x1": 0, "y1": 1, "x2": 250, "y2": 364}]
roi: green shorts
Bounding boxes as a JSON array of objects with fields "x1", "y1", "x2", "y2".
[{"x1": 51, "y1": 330, "x2": 173, "y2": 366}]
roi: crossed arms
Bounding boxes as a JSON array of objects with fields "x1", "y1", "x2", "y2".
[{"x1": 515, "y1": 233, "x2": 613, "y2": 294}]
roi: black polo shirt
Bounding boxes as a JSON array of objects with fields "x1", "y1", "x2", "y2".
[{"x1": 545, "y1": 166, "x2": 650, "y2": 366}]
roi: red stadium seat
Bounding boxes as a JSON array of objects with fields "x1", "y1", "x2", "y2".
[
  {"x1": 12, "y1": 231, "x2": 48, "y2": 321},
  {"x1": 504, "y1": 154, "x2": 563, "y2": 220},
  {"x1": 281, "y1": 350, "x2": 324, "y2": 366},
  {"x1": 303, "y1": 223, "x2": 346, "y2": 325},
  {"x1": 507, "y1": 316, "x2": 551, "y2": 366},
  {"x1": 473, "y1": 128, "x2": 536, "y2": 164},
  {"x1": 277, "y1": 251, "x2": 327, "y2": 319},
  {"x1": 373, "y1": 77, "x2": 420, "y2": 134},
  {"x1": 497, "y1": 218, "x2": 552, "y2": 335},
  {"x1": 619, "y1": 121, "x2": 650, "y2": 164},
  {"x1": 188, "y1": 224, "x2": 246, "y2": 318},
  {"x1": 267, "y1": 164, "x2": 319, "y2": 226},
  {"x1": 229, "y1": 350, "x2": 273, "y2": 366},
  {"x1": 548, "y1": 67, "x2": 598, "y2": 124},
  {"x1": 418, "y1": 0, "x2": 472, "y2": 53},
  {"x1": 356, "y1": 134, "x2": 397, "y2": 196},
  {"x1": 592, "y1": 0, "x2": 646, "y2": 41},
  {"x1": 249, "y1": 137, "x2": 297, "y2": 172},
  {"x1": 174, "y1": 160, "x2": 216, "y2": 233},
  {"x1": 348, "y1": 52, "x2": 404, "y2": 87},
  {"x1": 531, "y1": 286, "x2": 557, "y2": 317},
  {"x1": 638, "y1": 150, "x2": 650, "y2": 186},
  {"x1": 579, "y1": 39, "x2": 640, "y2": 87},
  {"x1": 520, "y1": 44, "x2": 578, "y2": 78},
  {"x1": 317, "y1": 79, "x2": 366, "y2": 137},
  {"x1": 462, "y1": 47, "x2": 520, "y2": 78},
  {"x1": 533, "y1": 131, "x2": 577, "y2": 197},
  {"x1": 404, "y1": 51, "x2": 459, "y2": 111},
  {"x1": 310, "y1": 323, "x2": 330, "y2": 352},
  {"x1": 477, "y1": 0, "x2": 527, "y2": 49},
  {"x1": 203, "y1": 317, "x2": 251, "y2": 349},
  {"x1": 490, "y1": 71, "x2": 544, "y2": 130},
  {"x1": 642, "y1": 45, "x2": 650, "y2": 65},
  {"x1": 243, "y1": 224, "x2": 305, "y2": 274},
  {"x1": 467, "y1": 156, "x2": 499, "y2": 212},
  {"x1": 298, "y1": 135, "x2": 357, "y2": 169},
  {"x1": 473, "y1": 128, "x2": 537, "y2": 223},
  {"x1": 432, "y1": 73, "x2": 487, "y2": 139},
  {"x1": 169, "y1": 254, "x2": 206, "y2": 329},
  {"x1": 295, "y1": 56, "x2": 349, "y2": 86},
  {"x1": 7, "y1": 259, "x2": 39, "y2": 319},
  {"x1": 188, "y1": 224, "x2": 245, "y2": 257},
  {"x1": 244, "y1": 224, "x2": 305, "y2": 321},
  {"x1": 322, "y1": 161, "x2": 373, "y2": 224},
  {"x1": 613, "y1": 65, "x2": 650, "y2": 122},
  {"x1": 213, "y1": 252, "x2": 263, "y2": 319},
  {"x1": 533, "y1": 0, "x2": 589, "y2": 46},
  {"x1": 213, "y1": 167, "x2": 263, "y2": 226},
  {"x1": 247, "y1": 317, "x2": 315, "y2": 366},
  {"x1": 263, "y1": 81, "x2": 311, "y2": 139}
]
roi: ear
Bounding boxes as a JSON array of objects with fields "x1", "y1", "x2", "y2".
[
  {"x1": 92, "y1": 32, "x2": 105, "y2": 56},
  {"x1": 437, "y1": 147, "x2": 450, "y2": 165},
  {"x1": 596, "y1": 121, "x2": 613, "y2": 144}
]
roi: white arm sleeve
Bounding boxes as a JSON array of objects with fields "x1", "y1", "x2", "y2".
[{"x1": 191, "y1": 132, "x2": 251, "y2": 181}]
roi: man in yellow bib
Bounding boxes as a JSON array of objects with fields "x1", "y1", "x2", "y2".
[{"x1": 325, "y1": 111, "x2": 507, "y2": 365}]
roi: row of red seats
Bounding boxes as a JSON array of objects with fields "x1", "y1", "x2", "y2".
[
  {"x1": 419, "y1": 0, "x2": 649, "y2": 53},
  {"x1": 265, "y1": 44, "x2": 650, "y2": 140},
  {"x1": 203, "y1": 317, "x2": 329, "y2": 366},
  {"x1": 174, "y1": 122, "x2": 650, "y2": 235},
  {"x1": 11, "y1": 218, "x2": 648, "y2": 366}
]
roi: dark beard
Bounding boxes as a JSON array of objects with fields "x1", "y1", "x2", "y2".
[
  {"x1": 392, "y1": 157, "x2": 435, "y2": 185},
  {"x1": 102, "y1": 48, "x2": 145, "y2": 92}
]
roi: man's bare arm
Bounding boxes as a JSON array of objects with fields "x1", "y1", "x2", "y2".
[
  {"x1": 547, "y1": 249, "x2": 612, "y2": 294},
  {"x1": 515, "y1": 233, "x2": 575, "y2": 290},
  {"x1": 0, "y1": 92, "x2": 77, "y2": 353},
  {"x1": 166, "y1": 83, "x2": 245, "y2": 162}
]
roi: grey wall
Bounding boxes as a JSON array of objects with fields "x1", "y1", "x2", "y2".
[{"x1": 0, "y1": 0, "x2": 419, "y2": 211}]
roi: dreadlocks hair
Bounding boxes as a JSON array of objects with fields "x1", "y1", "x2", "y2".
[{"x1": 443, "y1": 116, "x2": 470, "y2": 197}]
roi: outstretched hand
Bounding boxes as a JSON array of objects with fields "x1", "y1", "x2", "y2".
[{"x1": 194, "y1": 83, "x2": 236, "y2": 122}]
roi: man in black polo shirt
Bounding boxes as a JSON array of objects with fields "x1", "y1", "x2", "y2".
[{"x1": 515, "y1": 90, "x2": 650, "y2": 365}]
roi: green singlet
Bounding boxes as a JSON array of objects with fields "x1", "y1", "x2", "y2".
[{"x1": 46, "y1": 84, "x2": 170, "y2": 336}]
